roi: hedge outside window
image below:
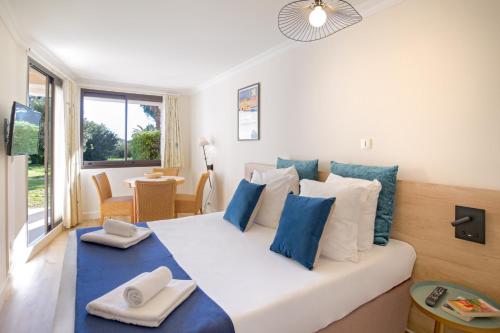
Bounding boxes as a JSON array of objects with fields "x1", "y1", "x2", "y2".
[{"x1": 81, "y1": 89, "x2": 162, "y2": 168}]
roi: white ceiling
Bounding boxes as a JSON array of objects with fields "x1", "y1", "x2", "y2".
[{"x1": 1, "y1": 0, "x2": 400, "y2": 93}]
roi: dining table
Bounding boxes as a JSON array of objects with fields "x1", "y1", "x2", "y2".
[{"x1": 124, "y1": 175, "x2": 185, "y2": 188}]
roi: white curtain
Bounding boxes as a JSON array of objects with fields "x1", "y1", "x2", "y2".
[
  {"x1": 63, "y1": 80, "x2": 81, "y2": 228},
  {"x1": 53, "y1": 83, "x2": 65, "y2": 222},
  {"x1": 162, "y1": 95, "x2": 182, "y2": 168}
]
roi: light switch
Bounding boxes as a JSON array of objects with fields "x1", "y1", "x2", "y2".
[{"x1": 360, "y1": 138, "x2": 372, "y2": 150}]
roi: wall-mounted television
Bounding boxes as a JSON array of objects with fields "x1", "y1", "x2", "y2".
[{"x1": 6, "y1": 102, "x2": 42, "y2": 156}]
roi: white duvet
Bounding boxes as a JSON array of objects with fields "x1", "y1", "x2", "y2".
[{"x1": 53, "y1": 212, "x2": 416, "y2": 333}]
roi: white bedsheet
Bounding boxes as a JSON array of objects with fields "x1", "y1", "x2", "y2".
[{"x1": 53, "y1": 212, "x2": 416, "y2": 333}]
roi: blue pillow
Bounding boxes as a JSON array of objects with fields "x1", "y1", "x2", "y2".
[
  {"x1": 276, "y1": 157, "x2": 318, "y2": 180},
  {"x1": 270, "y1": 193, "x2": 335, "y2": 270},
  {"x1": 330, "y1": 161, "x2": 398, "y2": 245},
  {"x1": 223, "y1": 179, "x2": 266, "y2": 232}
]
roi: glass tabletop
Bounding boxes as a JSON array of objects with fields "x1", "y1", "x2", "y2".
[{"x1": 411, "y1": 281, "x2": 500, "y2": 330}]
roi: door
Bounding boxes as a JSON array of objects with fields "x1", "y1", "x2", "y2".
[{"x1": 27, "y1": 60, "x2": 62, "y2": 244}]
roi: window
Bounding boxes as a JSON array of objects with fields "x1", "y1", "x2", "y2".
[{"x1": 81, "y1": 89, "x2": 162, "y2": 168}]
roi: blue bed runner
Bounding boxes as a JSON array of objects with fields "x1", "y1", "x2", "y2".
[{"x1": 76, "y1": 224, "x2": 235, "y2": 333}]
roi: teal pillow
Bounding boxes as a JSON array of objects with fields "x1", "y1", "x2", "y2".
[
  {"x1": 277, "y1": 157, "x2": 318, "y2": 180},
  {"x1": 270, "y1": 193, "x2": 335, "y2": 270},
  {"x1": 330, "y1": 161, "x2": 398, "y2": 245},
  {"x1": 224, "y1": 179, "x2": 266, "y2": 232}
]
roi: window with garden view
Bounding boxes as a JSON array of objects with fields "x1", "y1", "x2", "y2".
[{"x1": 81, "y1": 90, "x2": 162, "y2": 168}]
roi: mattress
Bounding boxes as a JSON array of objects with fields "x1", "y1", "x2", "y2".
[{"x1": 53, "y1": 212, "x2": 416, "y2": 333}]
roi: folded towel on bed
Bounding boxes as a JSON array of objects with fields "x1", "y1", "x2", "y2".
[
  {"x1": 86, "y1": 274, "x2": 197, "y2": 327},
  {"x1": 103, "y1": 219, "x2": 137, "y2": 237},
  {"x1": 123, "y1": 267, "x2": 173, "y2": 307},
  {"x1": 80, "y1": 228, "x2": 152, "y2": 249}
]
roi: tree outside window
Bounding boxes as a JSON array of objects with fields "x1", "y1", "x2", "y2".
[{"x1": 81, "y1": 90, "x2": 162, "y2": 168}]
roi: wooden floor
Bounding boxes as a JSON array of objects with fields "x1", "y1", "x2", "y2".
[{"x1": 0, "y1": 221, "x2": 99, "y2": 333}]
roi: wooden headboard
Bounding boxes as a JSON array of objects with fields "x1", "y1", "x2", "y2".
[{"x1": 245, "y1": 163, "x2": 500, "y2": 333}]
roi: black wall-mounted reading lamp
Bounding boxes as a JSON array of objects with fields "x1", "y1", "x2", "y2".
[{"x1": 451, "y1": 206, "x2": 485, "y2": 244}]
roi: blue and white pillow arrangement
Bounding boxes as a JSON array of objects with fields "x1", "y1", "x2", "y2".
[{"x1": 223, "y1": 159, "x2": 398, "y2": 270}]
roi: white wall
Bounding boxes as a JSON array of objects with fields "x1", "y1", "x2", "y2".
[
  {"x1": 190, "y1": 0, "x2": 500, "y2": 210},
  {"x1": 0, "y1": 16, "x2": 27, "y2": 295},
  {"x1": 80, "y1": 95, "x2": 193, "y2": 219}
]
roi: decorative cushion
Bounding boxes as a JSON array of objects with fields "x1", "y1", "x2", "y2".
[
  {"x1": 326, "y1": 174, "x2": 382, "y2": 251},
  {"x1": 223, "y1": 179, "x2": 266, "y2": 232},
  {"x1": 251, "y1": 166, "x2": 300, "y2": 194},
  {"x1": 276, "y1": 157, "x2": 319, "y2": 180},
  {"x1": 300, "y1": 179, "x2": 371, "y2": 262},
  {"x1": 270, "y1": 193, "x2": 335, "y2": 270},
  {"x1": 251, "y1": 171, "x2": 295, "y2": 229},
  {"x1": 330, "y1": 161, "x2": 398, "y2": 245}
]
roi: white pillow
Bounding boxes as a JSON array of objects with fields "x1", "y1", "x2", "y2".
[
  {"x1": 300, "y1": 179, "x2": 371, "y2": 262},
  {"x1": 251, "y1": 171, "x2": 294, "y2": 229},
  {"x1": 326, "y1": 173, "x2": 382, "y2": 251},
  {"x1": 251, "y1": 166, "x2": 300, "y2": 195}
]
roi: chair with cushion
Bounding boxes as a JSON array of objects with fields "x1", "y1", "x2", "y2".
[
  {"x1": 135, "y1": 179, "x2": 177, "y2": 222},
  {"x1": 152, "y1": 167, "x2": 180, "y2": 176},
  {"x1": 92, "y1": 172, "x2": 134, "y2": 224},
  {"x1": 175, "y1": 173, "x2": 209, "y2": 216}
]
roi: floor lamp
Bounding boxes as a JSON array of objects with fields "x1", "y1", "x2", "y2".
[
  {"x1": 199, "y1": 137, "x2": 213, "y2": 212},
  {"x1": 199, "y1": 137, "x2": 213, "y2": 188}
]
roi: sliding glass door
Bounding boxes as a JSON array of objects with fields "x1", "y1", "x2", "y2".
[{"x1": 27, "y1": 59, "x2": 63, "y2": 244}]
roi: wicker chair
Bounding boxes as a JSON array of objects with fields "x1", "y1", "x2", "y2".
[
  {"x1": 134, "y1": 179, "x2": 177, "y2": 222},
  {"x1": 92, "y1": 172, "x2": 134, "y2": 224},
  {"x1": 152, "y1": 167, "x2": 180, "y2": 176},
  {"x1": 175, "y1": 173, "x2": 209, "y2": 216}
]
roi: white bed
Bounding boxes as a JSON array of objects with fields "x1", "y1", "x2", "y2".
[{"x1": 53, "y1": 212, "x2": 416, "y2": 333}]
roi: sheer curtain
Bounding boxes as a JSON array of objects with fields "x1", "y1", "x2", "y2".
[
  {"x1": 63, "y1": 80, "x2": 81, "y2": 228},
  {"x1": 162, "y1": 95, "x2": 182, "y2": 168},
  {"x1": 53, "y1": 83, "x2": 65, "y2": 223}
]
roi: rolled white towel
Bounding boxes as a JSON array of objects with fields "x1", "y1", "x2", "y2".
[
  {"x1": 103, "y1": 219, "x2": 137, "y2": 237},
  {"x1": 123, "y1": 267, "x2": 173, "y2": 308}
]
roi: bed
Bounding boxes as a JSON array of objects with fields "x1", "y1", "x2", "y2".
[
  {"x1": 54, "y1": 211, "x2": 415, "y2": 333},
  {"x1": 54, "y1": 162, "x2": 416, "y2": 332}
]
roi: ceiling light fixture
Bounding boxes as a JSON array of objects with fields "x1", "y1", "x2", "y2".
[
  {"x1": 309, "y1": 3, "x2": 327, "y2": 27},
  {"x1": 278, "y1": 0, "x2": 363, "y2": 42}
]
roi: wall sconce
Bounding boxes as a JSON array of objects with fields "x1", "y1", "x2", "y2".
[{"x1": 451, "y1": 206, "x2": 485, "y2": 244}]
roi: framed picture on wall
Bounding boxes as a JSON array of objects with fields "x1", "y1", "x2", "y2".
[{"x1": 237, "y1": 83, "x2": 260, "y2": 141}]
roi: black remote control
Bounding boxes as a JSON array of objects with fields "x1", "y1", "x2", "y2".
[{"x1": 425, "y1": 286, "x2": 447, "y2": 307}]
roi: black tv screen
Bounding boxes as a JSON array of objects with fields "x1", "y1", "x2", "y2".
[{"x1": 7, "y1": 102, "x2": 42, "y2": 156}]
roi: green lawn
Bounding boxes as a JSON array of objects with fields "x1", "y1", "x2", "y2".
[{"x1": 28, "y1": 164, "x2": 45, "y2": 208}]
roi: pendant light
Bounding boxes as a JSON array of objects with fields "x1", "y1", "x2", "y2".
[{"x1": 278, "y1": 0, "x2": 362, "y2": 42}]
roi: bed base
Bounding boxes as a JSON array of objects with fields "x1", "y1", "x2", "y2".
[{"x1": 318, "y1": 279, "x2": 412, "y2": 333}]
